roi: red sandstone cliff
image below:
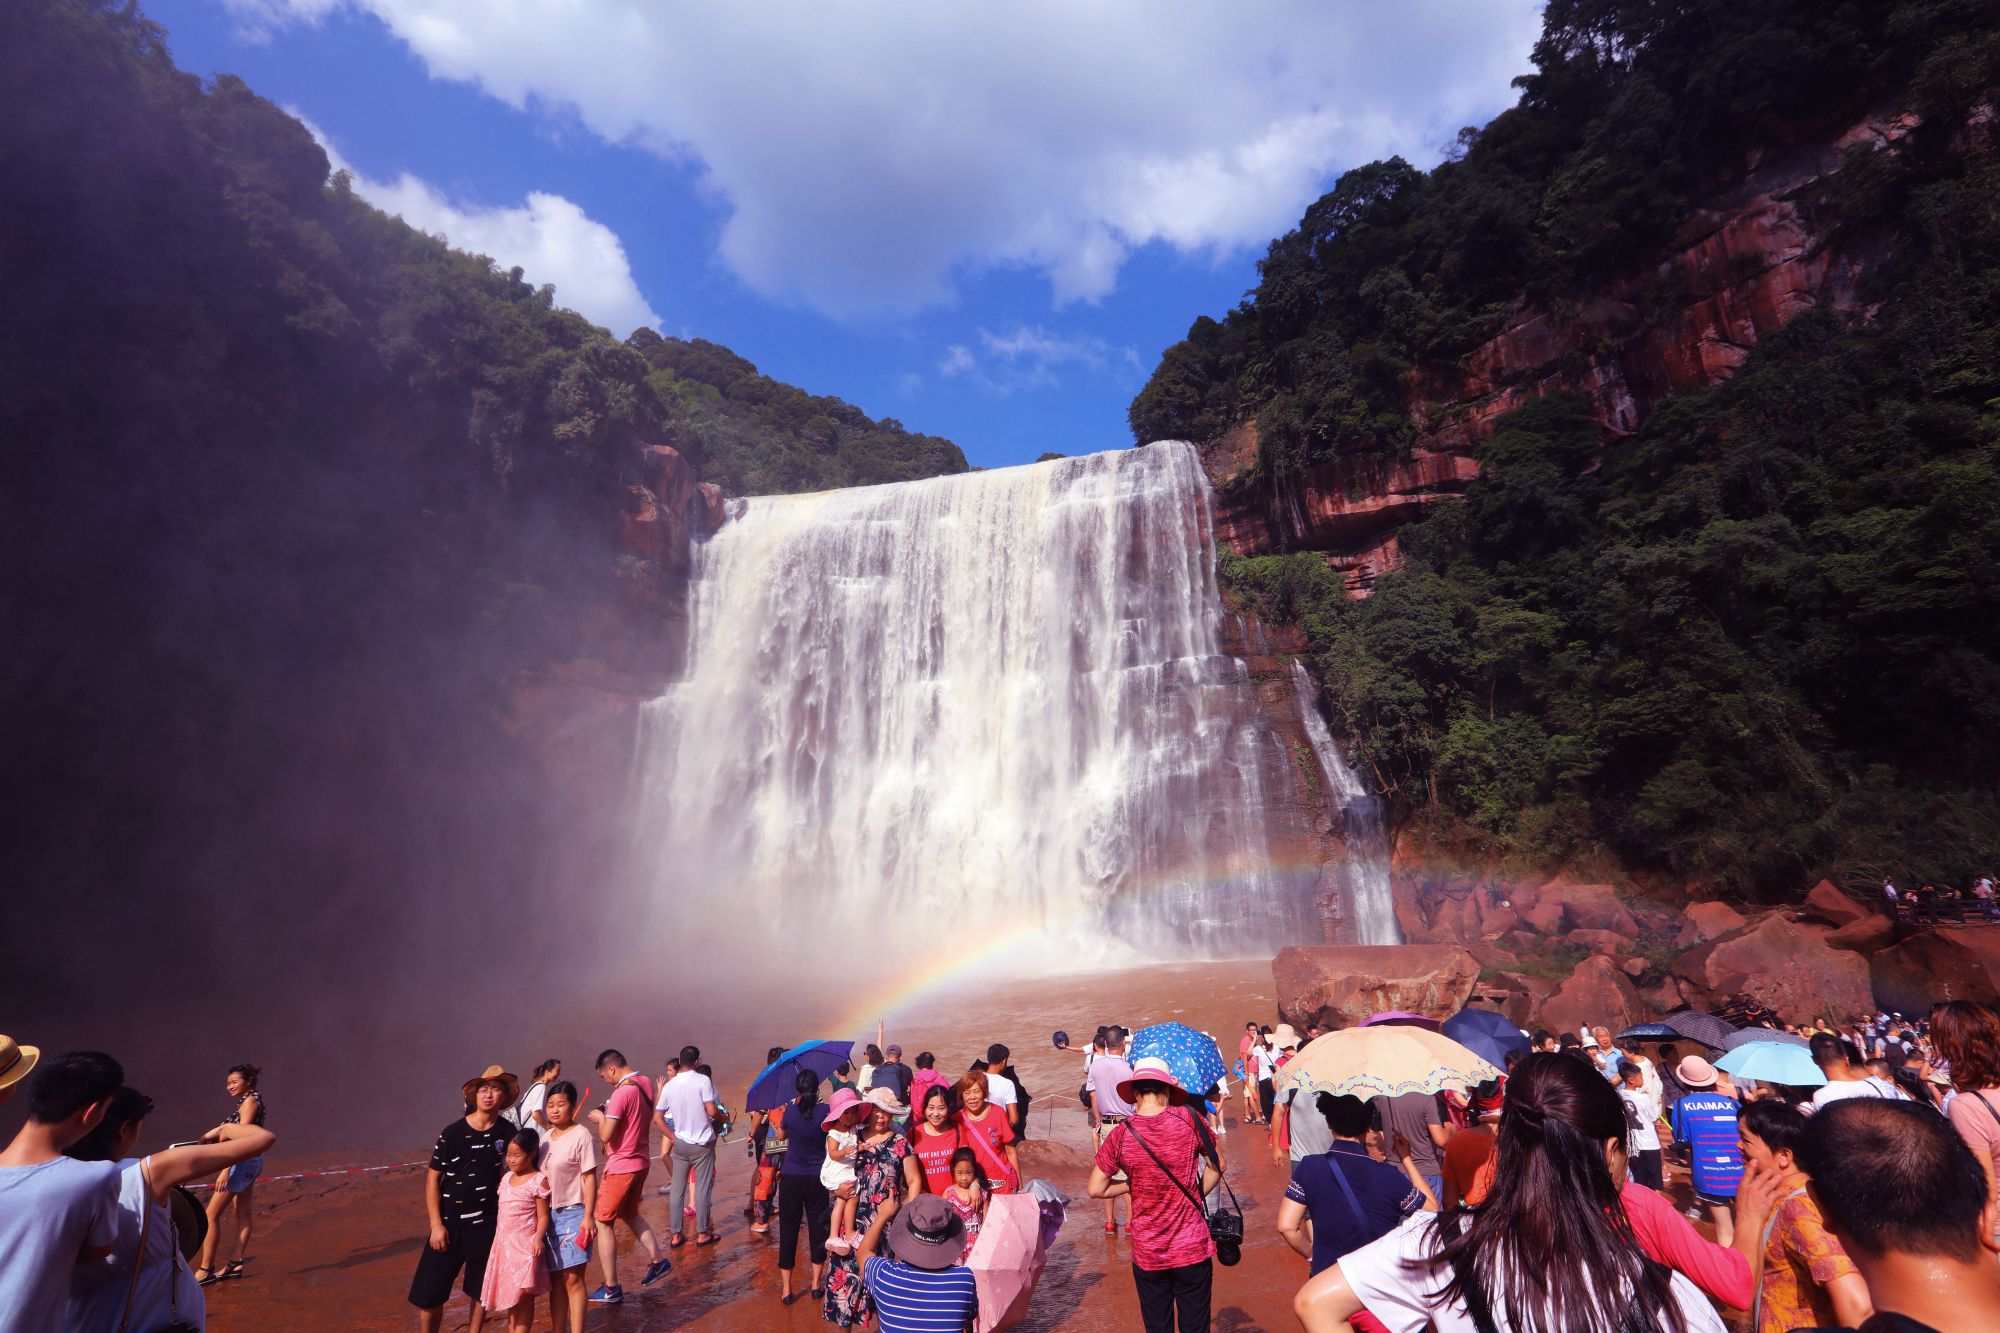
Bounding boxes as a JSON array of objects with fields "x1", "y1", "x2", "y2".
[{"x1": 1207, "y1": 102, "x2": 1920, "y2": 594}]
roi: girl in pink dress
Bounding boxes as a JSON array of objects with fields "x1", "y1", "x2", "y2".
[
  {"x1": 481, "y1": 1128, "x2": 551, "y2": 1330},
  {"x1": 942, "y1": 1148, "x2": 988, "y2": 1266}
]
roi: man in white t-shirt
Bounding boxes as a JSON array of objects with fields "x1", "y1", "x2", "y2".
[
  {"x1": 982, "y1": 1044, "x2": 1020, "y2": 1129},
  {"x1": 656, "y1": 1045, "x2": 719, "y2": 1245},
  {"x1": 1809, "y1": 1033, "x2": 1911, "y2": 1108}
]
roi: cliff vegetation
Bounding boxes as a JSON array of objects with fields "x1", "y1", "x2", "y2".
[{"x1": 1183, "y1": 0, "x2": 2000, "y2": 896}]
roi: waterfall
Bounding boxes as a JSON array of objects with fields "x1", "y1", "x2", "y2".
[
  {"x1": 1290, "y1": 660, "x2": 1400, "y2": 944},
  {"x1": 628, "y1": 442, "x2": 1333, "y2": 967}
]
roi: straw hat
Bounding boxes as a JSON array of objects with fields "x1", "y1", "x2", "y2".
[
  {"x1": 887, "y1": 1194, "x2": 968, "y2": 1269},
  {"x1": 864, "y1": 1086, "x2": 909, "y2": 1117},
  {"x1": 1116, "y1": 1055, "x2": 1191, "y2": 1105},
  {"x1": 0, "y1": 1036, "x2": 39, "y2": 1093},
  {"x1": 461, "y1": 1064, "x2": 520, "y2": 1107}
]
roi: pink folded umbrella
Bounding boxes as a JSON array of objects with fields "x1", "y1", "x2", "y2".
[
  {"x1": 1362, "y1": 1011, "x2": 1443, "y2": 1032},
  {"x1": 965, "y1": 1193, "x2": 1053, "y2": 1332}
]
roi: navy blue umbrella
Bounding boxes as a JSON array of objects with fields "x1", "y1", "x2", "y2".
[
  {"x1": 1616, "y1": 1023, "x2": 1679, "y2": 1042},
  {"x1": 1440, "y1": 1007, "x2": 1529, "y2": 1070},
  {"x1": 743, "y1": 1040, "x2": 854, "y2": 1113}
]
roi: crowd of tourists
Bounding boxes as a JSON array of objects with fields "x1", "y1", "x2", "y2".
[{"x1": 11, "y1": 1000, "x2": 2000, "y2": 1332}]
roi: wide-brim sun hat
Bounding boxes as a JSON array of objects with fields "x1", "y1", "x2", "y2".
[
  {"x1": 1272, "y1": 1024, "x2": 1302, "y2": 1050},
  {"x1": 822, "y1": 1086, "x2": 868, "y2": 1127},
  {"x1": 1675, "y1": 1055, "x2": 1718, "y2": 1088},
  {"x1": 461, "y1": 1064, "x2": 520, "y2": 1106},
  {"x1": 864, "y1": 1086, "x2": 909, "y2": 1117},
  {"x1": 0, "y1": 1036, "x2": 39, "y2": 1093},
  {"x1": 1116, "y1": 1055, "x2": 1191, "y2": 1105},
  {"x1": 887, "y1": 1194, "x2": 968, "y2": 1269}
]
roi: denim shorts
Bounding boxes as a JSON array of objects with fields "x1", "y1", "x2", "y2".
[
  {"x1": 225, "y1": 1156, "x2": 264, "y2": 1193},
  {"x1": 545, "y1": 1203, "x2": 590, "y2": 1270}
]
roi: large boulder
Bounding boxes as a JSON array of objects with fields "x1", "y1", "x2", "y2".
[
  {"x1": 1539, "y1": 956, "x2": 1643, "y2": 1035},
  {"x1": 1825, "y1": 914, "x2": 1897, "y2": 954},
  {"x1": 1526, "y1": 880, "x2": 1640, "y2": 937},
  {"x1": 1870, "y1": 929, "x2": 2000, "y2": 1013},
  {"x1": 1676, "y1": 901, "x2": 1747, "y2": 948},
  {"x1": 1673, "y1": 914, "x2": 1872, "y2": 1023},
  {"x1": 1273, "y1": 945, "x2": 1481, "y2": 1032},
  {"x1": 1800, "y1": 879, "x2": 1869, "y2": 929}
]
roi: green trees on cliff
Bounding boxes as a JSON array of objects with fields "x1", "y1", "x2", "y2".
[
  {"x1": 1195, "y1": 0, "x2": 2000, "y2": 895},
  {"x1": 1219, "y1": 166, "x2": 2000, "y2": 895},
  {"x1": 0, "y1": 0, "x2": 963, "y2": 998}
]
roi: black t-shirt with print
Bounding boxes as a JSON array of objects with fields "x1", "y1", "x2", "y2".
[{"x1": 429, "y1": 1115, "x2": 508, "y2": 1229}]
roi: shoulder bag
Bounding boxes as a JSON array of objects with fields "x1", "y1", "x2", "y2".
[{"x1": 118, "y1": 1157, "x2": 200, "y2": 1333}]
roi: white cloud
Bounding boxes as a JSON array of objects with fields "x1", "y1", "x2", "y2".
[
  {"x1": 937, "y1": 325, "x2": 1140, "y2": 394},
  {"x1": 240, "y1": 1, "x2": 1542, "y2": 319},
  {"x1": 298, "y1": 115, "x2": 660, "y2": 334}
]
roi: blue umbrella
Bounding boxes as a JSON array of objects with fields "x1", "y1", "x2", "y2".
[
  {"x1": 1441, "y1": 1007, "x2": 1529, "y2": 1070},
  {"x1": 1616, "y1": 1023, "x2": 1679, "y2": 1041},
  {"x1": 1715, "y1": 1040, "x2": 1827, "y2": 1087},
  {"x1": 1128, "y1": 1022, "x2": 1227, "y2": 1098},
  {"x1": 743, "y1": 1039, "x2": 854, "y2": 1112}
]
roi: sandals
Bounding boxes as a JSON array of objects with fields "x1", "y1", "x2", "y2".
[
  {"x1": 695, "y1": 1232, "x2": 719, "y2": 1246},
  {"x1": 221, "y1": 1260, "x2": 246, "y2": 1281},
  {"x1": 669, "y1": 1234, "x2": 685, "y2": 1249},
  {"x1": 194, "y1": 1268, "x2": 219, "y2": 1287}
]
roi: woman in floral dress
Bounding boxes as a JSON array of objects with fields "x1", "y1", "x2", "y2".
[{"x1": 821, "y1": 1093, "x2": 912, "y2": 1327}]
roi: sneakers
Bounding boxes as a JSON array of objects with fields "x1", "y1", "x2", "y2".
[
  {"x1": 825, "y1": 1235, "x2": 852, "y2": 1256},
  {"x1": 588, "y1": 1285, "x2": 623, "y2": 1305},
  {"x1": 642, "y1": 1257, "x2": 673, "y2": 1287}
]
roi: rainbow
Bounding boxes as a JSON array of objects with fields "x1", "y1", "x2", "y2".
[{"x1": 826, "y1": 851, "x2": 1327, "y2": 1040}]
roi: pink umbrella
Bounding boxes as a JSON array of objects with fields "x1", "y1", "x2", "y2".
[
  {"x1": 1362, "y1": 1011, "x2": 1443, "y2": 1032},
  {"x1": 965, "y1": 1193, "x2": 1057, "y2": 1332}
]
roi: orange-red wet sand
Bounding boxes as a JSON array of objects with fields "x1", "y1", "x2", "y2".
[{"x1": 194, "y1": 960, "x2": 1745, "y2": 1331}]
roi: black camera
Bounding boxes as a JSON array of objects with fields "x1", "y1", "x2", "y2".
[{"x1": 1208, "y1": 1206, "x2": 1244, "y2": 1267}]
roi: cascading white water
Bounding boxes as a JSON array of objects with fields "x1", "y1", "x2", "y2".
[
  {"x1": 1291, "y1": 660, "x2": 1401, "y2": 944},
  {"x1": 628, "y1": 442, "x2": 1338, "y2": 966}
]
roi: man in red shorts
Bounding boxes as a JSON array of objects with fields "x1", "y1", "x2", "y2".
[{"x1": 587, "y1": 1049, "x2": 670, "y2": 1304}]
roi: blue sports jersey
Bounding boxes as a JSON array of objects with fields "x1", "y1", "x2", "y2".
[{"x1": 1672, "y1": 1091, "x2": 1743, "y2": 1199}]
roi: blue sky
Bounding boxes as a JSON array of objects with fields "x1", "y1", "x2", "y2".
[{"x1": 148, "y1": 0, "x2": 1542, "y2": 471}]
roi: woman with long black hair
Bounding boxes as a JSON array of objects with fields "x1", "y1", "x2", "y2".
[
  {"x1": 775, "y1": 1068, "x2": 831, "y2": 1306},
  {"x1": 1294, "y1": 1053, "x2": 1724, "y2": 1333}
]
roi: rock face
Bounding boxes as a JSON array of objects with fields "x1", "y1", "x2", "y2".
[
  {"x1": 1677, "y1": 901, "x2": 1748, "y2": 947},
  {"x1": 1274, "y1": 944, "x2": 1481, "y2": 1032},
  {"x1": 1203, "y1": 105, "x2": 1915, "y2": 589},
  {"x1": 1800, "y1": 879, "x2": 1870, "y2": 929},
  {"x1": 1870, "y1": 930, "x2": 2000, "y2": 1013},
  {"x1": 1673, "y1": 914, "x2": 1873, "y2": 1021},
  {"x1": 1540, "y1": 956, "x2": 1644, "y2": 1037}
]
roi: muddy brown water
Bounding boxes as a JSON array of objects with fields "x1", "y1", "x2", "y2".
[{"x1": 179, "y1": 960, "x2": 1320, "y2": 1330}]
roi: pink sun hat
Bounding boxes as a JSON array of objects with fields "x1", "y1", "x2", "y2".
[{"x1": 821, "y1": 1086, "x2": 868, "y2": 1127}]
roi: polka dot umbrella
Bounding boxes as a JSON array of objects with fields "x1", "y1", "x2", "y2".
[
  {"x1": 1277, "y1": 1025, "x2": 1501, "y2": 1102},
  {"x1": 1127, "y1": 1022, "x2": 1228, "y2": 1099}
]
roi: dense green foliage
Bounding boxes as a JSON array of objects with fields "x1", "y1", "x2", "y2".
[
  {"x1": 1223, "y1": 208, "x2": 2000, "y2": 893},
  {"x1": 1133, "y1": 0, "x2": 1999, "y2": 482},
  {"x1": 0, "y1": 0, "x2": 960, "y2": 998},
  {"x1": 1205, "y1": 0, "x2": 2000, "y2": 895},
  {"x1": 631, "y1": 332, "x2": 965, "y2": 495}
]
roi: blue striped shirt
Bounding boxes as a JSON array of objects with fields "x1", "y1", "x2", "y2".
[{"x1": 863, "y1": 1255, "x2": 978, "y2": 1333}]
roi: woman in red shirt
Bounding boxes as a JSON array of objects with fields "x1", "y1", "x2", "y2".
[
  {"x1": 909, "y1": 1086, "x2": 964, "y2": 1196},
  {"x1": 954, "y1": 1072, "x2": 1019, "y2": 1194}
]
